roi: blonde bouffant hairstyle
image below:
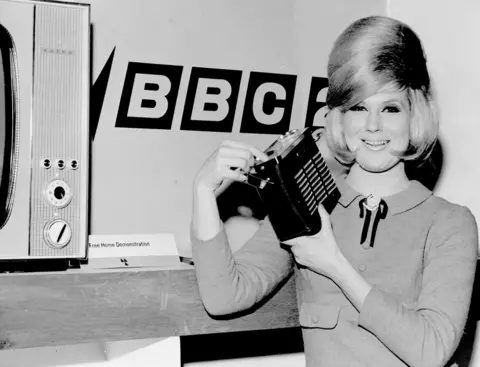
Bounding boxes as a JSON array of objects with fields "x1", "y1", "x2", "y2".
[{"x1": 325, "y1": 16, "x2": 439, "y2": 165}]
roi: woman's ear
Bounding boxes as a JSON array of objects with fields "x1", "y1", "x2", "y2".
[{"x1": 315, "y1": 105, "x2": 330, "y2": 126}]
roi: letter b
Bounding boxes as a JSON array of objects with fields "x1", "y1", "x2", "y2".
[
  {"x1": 116, "y1": 62, "x2": 183, "y2": 130},
  {"x1": 180, "y1": 67, "x2": 242, "y2": 133},
  {"x1": 127, "y1": 74, "x2": 171, "y2": 119}
]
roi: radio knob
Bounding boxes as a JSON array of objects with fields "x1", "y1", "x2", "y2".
[
  {"x1": 279, "y1": 129, "x2": 300, "y2": 143},
  {"x1": 44, "y1": 219, "x2": 72, "y2": 248}
]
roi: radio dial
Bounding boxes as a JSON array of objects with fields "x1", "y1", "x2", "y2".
[{"x1": 44, "y1": 219, "x2": 72, "y2": 248}]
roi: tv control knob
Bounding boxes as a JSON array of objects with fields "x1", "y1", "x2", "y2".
[
  {"x1": 44, "y1": 219, "x2": 72, "y2": 248},
  {"x1": 45, "y1": 179, "x2": 72, "y2": 208}
]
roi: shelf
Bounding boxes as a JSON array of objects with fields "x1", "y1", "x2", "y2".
[
  {"x1": 0, "y1": 264, "x2": 299, "y2": 350},
  {"x1": 3, "y1": 260, "x2": 477, "y2": 362}
]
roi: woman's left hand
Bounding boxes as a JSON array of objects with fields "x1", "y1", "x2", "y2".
[{"x1": 283, "y1": 204, "x2": 344, "y2": 278}]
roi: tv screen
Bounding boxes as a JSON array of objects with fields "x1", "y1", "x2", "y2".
[{"x1": 0, "y1": 24, "x2": 17, "y2": 229}]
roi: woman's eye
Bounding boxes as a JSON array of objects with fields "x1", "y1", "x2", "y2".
[
  {"x1": 383, "y1": 106, "x2": 400, "y2": 113},
  {"x1": 349, "y1": 105, "x2": 366, "y2": 112}
]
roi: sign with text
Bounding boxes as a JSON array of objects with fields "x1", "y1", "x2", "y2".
[{"x1": 88, "y1": 233, "x2": 179, "y2": 259}]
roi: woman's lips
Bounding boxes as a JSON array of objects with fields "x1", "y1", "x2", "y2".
[{"x1": 362, "y1": 139, "x2": 389, "y2": 151}]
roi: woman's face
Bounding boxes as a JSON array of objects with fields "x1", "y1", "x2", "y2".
[{"x1": 342, "y1": 90, "x2": 410, "y2": 173}]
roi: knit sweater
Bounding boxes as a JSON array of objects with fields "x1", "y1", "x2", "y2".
[{"x1": 191, "y1": 177, "x2": 478, "y2": 367}]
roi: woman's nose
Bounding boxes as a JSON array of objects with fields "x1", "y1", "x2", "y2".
[{"x1": 366, "y1": 111, "x2": 382, "y2": 132}]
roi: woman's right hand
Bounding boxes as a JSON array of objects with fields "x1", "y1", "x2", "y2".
[{"x1": 194, "y1": 140, "x2": 269, "y2": 195}]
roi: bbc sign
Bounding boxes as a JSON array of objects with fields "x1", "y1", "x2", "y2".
[{"x1": 113, "y1": 62, "x2": 329, "y2": 135}]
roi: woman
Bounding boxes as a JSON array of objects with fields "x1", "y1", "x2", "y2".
[{"x1": 190, "y1": 16, "x2": 478, "y2": 367}]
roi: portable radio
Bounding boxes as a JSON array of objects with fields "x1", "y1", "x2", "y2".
[{"x1": 246, "y1": 127, "x2": 341, "y2": 242}]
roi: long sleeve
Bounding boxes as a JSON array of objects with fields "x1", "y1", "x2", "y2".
[
  {"x1": 358, "y1": 205, "x2": 478, "y2": 367},
  {"x1": 191, "y1": 218, "x2": 294, "y2": 315}
]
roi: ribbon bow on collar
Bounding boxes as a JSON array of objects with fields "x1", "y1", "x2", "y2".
[{"x1": 358, "y1": 195, "x2": 388, "y2": 248}]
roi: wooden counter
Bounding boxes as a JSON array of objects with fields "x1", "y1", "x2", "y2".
[
  {"x1": 0, "y1": 264, "x2": 299, "y2": 350},
  {"x1": 0, "y1": 259, "x2": 478, "y2": 367}
]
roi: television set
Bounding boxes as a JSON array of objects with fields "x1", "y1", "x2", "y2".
[{"x1": 0, "y1": 0, "x2": 90, "y2": 264}]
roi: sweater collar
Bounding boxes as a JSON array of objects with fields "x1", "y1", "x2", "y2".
[{"x1": 335, "y1": 175, "x2": 432, "y2": 216}]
